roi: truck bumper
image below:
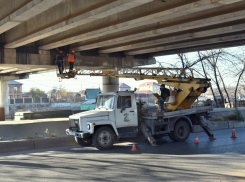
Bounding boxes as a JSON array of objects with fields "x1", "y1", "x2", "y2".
[{"x1": 66, "y1": 129, "x2": 90, "y2": 138}]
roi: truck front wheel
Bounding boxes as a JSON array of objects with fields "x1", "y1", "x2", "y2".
[
  {"x1": 75, "y1": 137, "x2": 92, "y2": 146},
  {"x1": 92, "y1": 126, "x2": 115, "y2": 150},
  {"x1": 171, "y1": 120, "x2": 190, "y2": 142}
]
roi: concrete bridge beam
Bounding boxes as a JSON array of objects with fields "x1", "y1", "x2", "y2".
[
  {"x1": 0, "y1": 0, "x2": 62, "y2": 35},
  {"x1": 150, "y1": 39, "x2": 245, "y2": 56},
  {"x1": 98, "y1": 10, "x2": 245, "y2": 53},
  {"x1": 125, "y1": 31, "x2": 245, "y2": 55},
  {"x1": 0, "y1": 48, "x2": 156, "y2": 74},
  {"x1": 39, "y1": 0, "x2": 244, "y2": 50},
  {"x1": 5, "y1": 0, "x2": 153, "y2": 49}
]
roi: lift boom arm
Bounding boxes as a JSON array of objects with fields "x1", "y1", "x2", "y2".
[{"x1": 58, "y1": 67, "x2": 211, "y2": 111}]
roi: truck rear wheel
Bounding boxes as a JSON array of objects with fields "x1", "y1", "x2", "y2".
[
  {"x1": 75, "y1": 137, "x2": 92, "y2": 146},
  {"x1": 92, "y1": 126, "x2": 115, "y2": 150},
  {"x1": 172, "y1": 120, "x2": 190, "y2": 142}
]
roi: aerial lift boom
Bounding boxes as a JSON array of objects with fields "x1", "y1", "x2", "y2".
[{"x1": 57, "y1": 66, "x2": 211, "y2": 111}]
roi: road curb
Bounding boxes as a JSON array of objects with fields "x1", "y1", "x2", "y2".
[
  {"x1": 193, "y1": 121, "x2": 245, "y2": 133},
  {"x1": 0, "y1": 136, "x2": 77, "y2": 154},
  {"x1": 35, "y1": 136, "x2": 77, "y2": 149},
  {"x1": 0, "y1": 140, "x2": 35, "y2": 153},
  {"x1": 228, "y1": 121, "x2": 245, "y2": 128}
]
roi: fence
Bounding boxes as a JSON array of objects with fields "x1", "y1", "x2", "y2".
[{"x1": 10, "y1": 98, "x2": 50, "y2": 104}]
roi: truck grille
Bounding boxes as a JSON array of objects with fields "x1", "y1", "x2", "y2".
[{"x1": 69, "y1": 119, "x2": 79, "y2": 131}]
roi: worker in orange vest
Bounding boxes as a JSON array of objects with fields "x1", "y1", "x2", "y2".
[{"x1": 67, "y1": 50, "x2": 76, "y2": 72}]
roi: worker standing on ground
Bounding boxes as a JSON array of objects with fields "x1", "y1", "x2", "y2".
[
  {"x1": 56, "y1": 50, "x2": 64, "y2": 74},
  {"x1": 67, "y1": 50, "x2": 76, "y2": 72},
  {"x1": 159, "y1": 84, "x2": 170, "y2": 111}
]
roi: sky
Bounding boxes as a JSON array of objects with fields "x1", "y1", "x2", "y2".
[{"x1": 17, "y1": 47, "x2": 243, "y2": 93}]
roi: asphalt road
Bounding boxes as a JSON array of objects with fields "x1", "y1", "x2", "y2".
[{"x1": 0, "y1": 128, "x2": 245, "y2": 182}]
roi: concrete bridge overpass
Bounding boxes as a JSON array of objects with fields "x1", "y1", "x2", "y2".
[{"x1": 1, "y1": 0, "x2": 245, "y2": 116}]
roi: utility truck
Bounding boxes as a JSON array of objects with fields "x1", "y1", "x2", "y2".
[{"x1": 64, "y1": 67, "x2": 215, "y2": 150}]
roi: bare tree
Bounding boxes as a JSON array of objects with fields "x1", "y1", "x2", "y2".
[
  {"x1": 223, "y1": 47, "x2": 245, "y2": 107},
  {"x1": 178, "y1": 53, "x2": 186, "y2": 69},
  {"x1": 216, "y1": 67, "x2": 231, "y2": 108},
  {"x1": 234, "y1": 63, "x2": 245, "y2": 107},
  {"x1": 201, "y1": 50, "x2": 226, "y2": 107},
  {"x1": 198, "y1": 51, "x2": 220, "y2": 107}
]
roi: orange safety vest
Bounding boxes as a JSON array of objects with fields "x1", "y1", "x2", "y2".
[{"x1": 68, "y1": 54, "x2": 75, "y2": 62}]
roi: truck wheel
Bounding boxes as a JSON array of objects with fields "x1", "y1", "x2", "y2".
[
  {"x1": 92, "y1": 127, "x2": 115, "y2": 150},
  {"x1": 172, "y1": 121, "x2": 190, "y2": 142},
  {"x1": 75, "y1": 137, "x2": 92, "y2": 146},
  {"x1": 153, "y1": 134, "x2": 164, "y2": 139}
]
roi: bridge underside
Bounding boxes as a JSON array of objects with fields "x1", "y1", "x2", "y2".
[{"x1": 0, "y1": 0, "x2": 244, "y2": 76}]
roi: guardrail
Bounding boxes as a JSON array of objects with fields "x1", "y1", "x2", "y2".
[{"x1": 10, "y1": 98, "x2": 50, "y2": 104}]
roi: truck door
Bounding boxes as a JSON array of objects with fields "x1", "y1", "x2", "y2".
[{"x1": 115, "y1": 95, "x2": 137, "y2": 128}]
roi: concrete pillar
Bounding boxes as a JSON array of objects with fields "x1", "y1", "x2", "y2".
[
  {"x1": 0, "y1": 79, "x2": 9, "y2": 116},
  {"x1": 0, "y1": 76, "x2": 21, "y2": 117},
  {"x1": 102, "y1": 76, "x2": 119, "y2": 93}
]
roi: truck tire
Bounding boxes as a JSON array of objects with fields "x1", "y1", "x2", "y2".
[
  {"x1": 92, "y1": 126, "x2": 115, "y2": 150},
  {"x1": 172, "y1": 120, "x2": 190, "y2": 142},
  {"x1": 75, "y1": 137, "x2": 92, "y2": 146}
]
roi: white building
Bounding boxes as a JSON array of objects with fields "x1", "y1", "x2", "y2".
[
  {"x1": 119, "y1": 83, "x2": 131, "y2": 91},
  {"x1": 138, "y1": 82, "x2": 160, "y2": 93}
]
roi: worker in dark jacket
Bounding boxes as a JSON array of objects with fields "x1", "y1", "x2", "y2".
[
  {"x1": 67, "y1": 50, "x2": 76, "y2": 72},
  {"x1": 56, "y1": 50, "x2": 65, "y2": 74},
  {"x1": 159, "y1": 84, "x2": 170, "y2": 111}
]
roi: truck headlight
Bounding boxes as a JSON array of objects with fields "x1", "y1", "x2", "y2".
[{"x1": 87, "y1": 124, "x2": 90, "y2": 130}]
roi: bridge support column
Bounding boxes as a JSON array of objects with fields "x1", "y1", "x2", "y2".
[
  {"x1": 102, "y1": 76, "x2": 119, "y2": 93},
  {"x1": 0, "y1": 78, "x2": 9, "y2": 117},
  {"x1": 0, "y1": 75, "x2": 28, "y2": 119}
]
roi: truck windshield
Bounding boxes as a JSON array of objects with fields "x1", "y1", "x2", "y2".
[{"x1": 96, "y1": 95, "x2": 115, "y2": 109}]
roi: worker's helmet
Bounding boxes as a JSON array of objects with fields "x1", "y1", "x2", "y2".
[
  {"x1": 71, "y1": 50, "x2": 75, "y2": 53},
  {"x1": 59, "y1": 50, "x2": 63, "y2": 53}
]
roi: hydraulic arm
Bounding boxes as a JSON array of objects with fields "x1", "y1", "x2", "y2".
[{"x1": 57, "y1": 67, "x2": 211, "y2": 111}]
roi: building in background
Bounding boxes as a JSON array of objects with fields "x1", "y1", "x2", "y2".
[
  {"x1": 8, "y1": 81, "x2": 23, "y2": 100},
  {"x1": 84, "y1": 88, "x2": 101, "y2": 100},
  {"x1": 138, "y1": 82, "x2": 160, "y2": 93},
  {"x1": 81, "y1": 88, "x2": 101, "y2": 110},
  {"x1": 119, "y1": 83, "x2": 131, "y2": 91}
]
